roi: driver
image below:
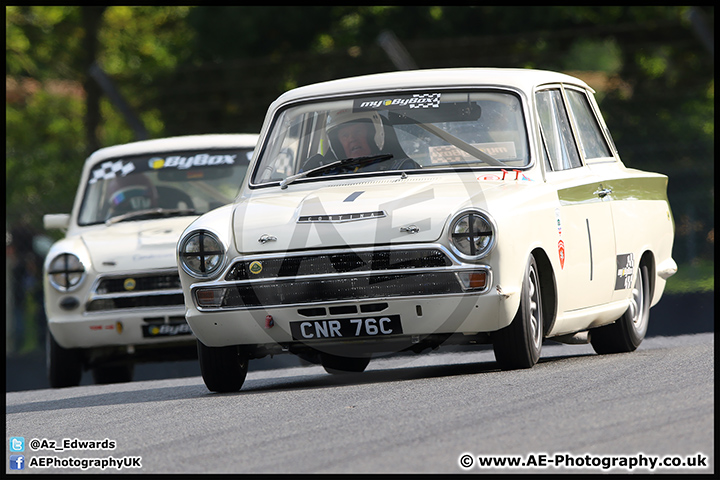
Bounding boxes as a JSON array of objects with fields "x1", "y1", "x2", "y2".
[
  {"x1": 105, "y1": 173, "x2": 158, "y2": 218},
  {"x1": 337, "y1": 122, "x2": 373, "y2": 157},
  {"x1": 300, "y1": 110, "x2": 418, "y2": 173},
  {"x1": 326, "y1": 110, "x2": 385, "y2": 160}
]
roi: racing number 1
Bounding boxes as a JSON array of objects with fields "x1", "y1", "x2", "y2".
[{"x1": 351, "y1": 317, "x2": 394, "y2": 336}]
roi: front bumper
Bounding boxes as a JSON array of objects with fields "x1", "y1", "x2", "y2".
[
  {"x1": 184, "y1": 244, "x2": 520, "y2": 349},
  {"x1": 47, "y1": 307, "x2": 194, "y2": 350},
  {"x1": 47, "y1": 268, "x2": 195, "y2": 350}
]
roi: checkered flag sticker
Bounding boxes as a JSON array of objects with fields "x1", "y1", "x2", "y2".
[
  {"x1": 409, "y1": 93, "x2": 441, "y2": 108},
  {"x1": 89, "y1": 160, "x2": 136, "y2": 184}
]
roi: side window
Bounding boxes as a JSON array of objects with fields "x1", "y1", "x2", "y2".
[
  {"x1": 535, "y1": 89, "x2": 582, "y2": 171},
  {"x1": 566, "y1": 89, "x2": 612, "y2": 160}
]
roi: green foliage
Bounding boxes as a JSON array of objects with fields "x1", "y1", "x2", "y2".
[
  {"x1": 100, "y1": 6, "x2": 194, "y2": 76},
  {"x1": 6, "y1": 6, "x2": 84, "y2": 79},
  {"x1": 95, "y1": 6, "x2": 195, "y2": 143},
  {"x1": 6, "y1": 90, "x2": 86, "y2": 228},
  {"x1": 6, "y1": 6, "x2": 193, "y2": 232},
  {"x1": 664, "y1": 261, "x2": 714, "y2": 294},
  {"x1": 187, "y1": 6, "x2": 336, "y2": 61},
  {"x1": 562, "y1": 38, "x2": 622, "y2": 74}
]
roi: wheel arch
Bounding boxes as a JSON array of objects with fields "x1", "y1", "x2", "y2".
[
  {"x1": 531, "y1": 247, "x2": 557, "y2": 336},
  {"x1": 639, "y1": 250, "x2": 656, "y2": 300}
]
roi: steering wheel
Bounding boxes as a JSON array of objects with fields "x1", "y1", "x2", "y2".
[{"x1": 354, "y1": 154, "x2": 419, "y2": 173}]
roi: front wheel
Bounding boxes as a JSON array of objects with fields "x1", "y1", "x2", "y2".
[
  {"x1": 92, "y1": 363, "x2": 134, "y2": 385},
  {"x1": 591, "y1": 264, "x2": 650, "y2": 354},
  {"x1": 197, "y1": 340, "x2": 249, "y2": 393},
  {"x1": 492, "y1": 256, "x2": 544, "y2": 369},
  {"x1": 320, "y1": 352, "x2": 371, "y2": 374},
  {"x1": 47, "y1": 330, "x2": 83, "y2": 388}
]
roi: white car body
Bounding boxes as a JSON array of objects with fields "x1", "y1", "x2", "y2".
[
  {"x1": 176, "y1": 69, "x2": 676, "y2": 392},
  {"x1": 43, "y1": 134, "x2": 258, "y2": 387}
]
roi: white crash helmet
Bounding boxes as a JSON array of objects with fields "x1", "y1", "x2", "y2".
[{"x1": 325, "y1": 109, "x2": 385, "y2": 157}]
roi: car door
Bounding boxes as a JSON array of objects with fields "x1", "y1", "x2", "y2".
[
  {"x1": 564, "y1": 87, "x2": 674, "y2": 305},
  {"x1": 536, "y1": 86, "x2": 616, "y2": 316}
]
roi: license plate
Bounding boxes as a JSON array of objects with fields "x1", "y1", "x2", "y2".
[{"x1": 290, "y1": 315, "x2": 402, "y2": 340}]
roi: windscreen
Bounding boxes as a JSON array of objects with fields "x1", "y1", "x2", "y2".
[
  {"x1": 251, "y1": 90, "x2": 529, "y2": 186},
  {"x1": 78, "y1": 147, "x2": 254, "y2": 225}
]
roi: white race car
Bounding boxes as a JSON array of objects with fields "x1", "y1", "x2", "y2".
[
  {"x1": 176, "y1": 69, "x2": 677, "y2": 392},
  {"x1": 43, "y1": 134, "x2": 258, "y2": 387}
]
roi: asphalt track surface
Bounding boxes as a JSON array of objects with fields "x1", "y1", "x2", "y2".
[{"x1": 5, "y1": 292, "x2": 714, "y2": 474}]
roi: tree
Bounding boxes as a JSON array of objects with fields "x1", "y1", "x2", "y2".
[
  {"x1": 82, "y1": 6, "x2": 106, "y2": 154},
  {"x1": 6, "y1": 6, "x2": 194, "y2": 228}
]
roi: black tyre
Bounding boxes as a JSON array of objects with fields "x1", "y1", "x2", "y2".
[
  {"x1": 197, "y1": 340, "x2": 248, "y2": 393},
  {"x1": 492, "y1": 256, "x2": 544, "y2": 369},
  {"x1": 47, "y1": 330, "x2": 83, "y2": 388},
  {"x1": 320, "y1": 352, "x2": 371, "y2": 374},
  {"x1": 591, "y1": 264, "x2": 650, "y2": 354},
  {"x1": 92, "y1": 363, "x2": 134, "y2": 384}
]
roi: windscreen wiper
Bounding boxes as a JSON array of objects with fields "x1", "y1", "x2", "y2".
[
  {"x1": 412, "y1": 121, "x2": 506, "y2": 167},
  {"x1": 280, "y1": 153, "x2": 393, "y2": 189},
  {"x1": 105, "y1": 208, "x2": 196, "y2": 226}
]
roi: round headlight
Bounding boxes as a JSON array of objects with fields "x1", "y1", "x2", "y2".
[
  {"x1": 178, "y1": 230, "x2": 225, "y2": 278},
  {"x1": 48, "y1": 253, "x2": 86, "y2": 291},
  {"x1": 449, "y1": 209, "x2": 496, "y2": 260}
]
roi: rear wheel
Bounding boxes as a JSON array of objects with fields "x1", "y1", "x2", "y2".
[
  {"x1": 492, "y1": 256, "x2": 544, "y2": 369},
  {"x1": 197, "y1": 340, "x2": 249, "y2": 393},
  {"x1": 591, "y1": 264, "x2": 650, "y2": 354},
  {"x1": 47, "y1": 330, "x2": 83, "y2": 388},
  {"x1": 320, "y1": 352, "x2": 371, "y2": 374}
]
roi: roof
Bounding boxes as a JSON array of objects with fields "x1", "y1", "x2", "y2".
[
  {"x1": 270, "y1": 68, "x2": 591, "y2": 108},
  {"x1": 86, "y1": 134, "x2": 259, "y2": 165}
]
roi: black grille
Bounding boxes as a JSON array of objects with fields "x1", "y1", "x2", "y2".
[
  {"x1": 225, "y1": 248, "x2": 452, "y2": 281},
  {"x1": 86, "y1": 294, "x2": 185, "y2": 312},
  {"x1": 88, "y1": 272, "x2": 183, "y2": 312},
  {"x1": 204, "y1": 271, "x2": 463, "y2": 308},
  {"x1": 96, "y1": 273, "x2": 181, "y2": 294}
]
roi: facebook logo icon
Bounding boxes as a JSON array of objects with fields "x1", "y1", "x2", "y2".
[{"x1": 10, "y1": 455, "x2": 25, "y2": 470}]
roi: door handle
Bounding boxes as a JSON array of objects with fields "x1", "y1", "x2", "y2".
[{"x1": 593, "y1": 186, "x2": 612, "y2": 198}]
